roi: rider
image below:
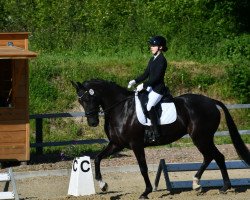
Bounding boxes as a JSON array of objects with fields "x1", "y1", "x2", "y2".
[{"x1": 127, "y1": 35, "x2": 170, "y2": 143}]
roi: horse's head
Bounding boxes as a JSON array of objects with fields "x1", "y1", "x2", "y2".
[{"x1": 71, "y1": 81, "x2": 101, "y2": 127}]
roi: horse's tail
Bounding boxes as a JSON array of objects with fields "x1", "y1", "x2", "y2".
[{"x1": 214, "y1": 99, "x2": 250, "y2": 165}]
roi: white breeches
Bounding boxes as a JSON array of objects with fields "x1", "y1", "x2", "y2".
[{"x1": 146, "y1": 87, "x2": 163, "y2": 111}]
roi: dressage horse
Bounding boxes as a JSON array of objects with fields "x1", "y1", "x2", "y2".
[{"x1": 71, "y1": 79, "x2": 250, "y2": 199}]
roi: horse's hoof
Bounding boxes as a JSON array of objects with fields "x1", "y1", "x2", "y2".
[
  {"x1": 219, "y1": 189, "x2": 227, "y2": 194},
  {"x1": 192, "y1": 177, "x2": 201, "y2": 191},
  {"x1": 101, "y1": 182, "x2": 109, "y2": 192},
  {"x1": 193, "y1": 184, "x2": 202, "y2": 191},
  {"x1": 139, "y1": 195, "x2": 149, "y2": 199},
  {"x1": 219, "y1": 184, "x2": 231, "y2": 194}
]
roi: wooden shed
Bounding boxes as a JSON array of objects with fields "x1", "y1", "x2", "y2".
[{"x1": 0, "y1": 32, "x2": 37, "y2": 161}]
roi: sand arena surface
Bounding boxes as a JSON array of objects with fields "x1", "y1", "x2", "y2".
[
  {"x1": 16, "y1": 169, "x2": 250, "y2": 200},
  {"x1": 1, "y1": 144, "x2": 249, "y2": 199}
]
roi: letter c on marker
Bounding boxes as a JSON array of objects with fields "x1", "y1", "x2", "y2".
[
  {"x1": 73, "y1": 159, "x2": 78, "y2": 171},
  {"x1": 81, "y1": 160, "x2": 90, "y2": 172}
]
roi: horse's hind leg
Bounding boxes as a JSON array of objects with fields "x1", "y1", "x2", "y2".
[
  {"x1": 193, "y1": 156, "x2": 213, "y2": 190},
  {"x1": 194, "y1": 141, "x2": 231, "y2": 192},
  {"x1": 212, "y1": 145, "x2": 231, "y2": 192},
  {"x1": 192, "y1": 136, "x2": 215, "y2": 189}
]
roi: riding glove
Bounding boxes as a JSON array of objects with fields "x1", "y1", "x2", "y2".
[
  {"x1": 127, "y1": 80, "x2": 136, "y2": 88},
  {"x1": 136, "y1": 83, "x2": 144, "y2": 92}
]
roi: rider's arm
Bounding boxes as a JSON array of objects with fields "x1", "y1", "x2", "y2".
[
  {"x1": 143, "y1": 61, "x2": 166, "y2": 89},
  {"x1": 134, "y1": 64, "x2": 150, "y2": 84}
]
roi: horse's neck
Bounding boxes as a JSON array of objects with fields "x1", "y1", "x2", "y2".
[
  {"x1": 103, "y1": 94, "x2": 134, "y2": 125},
  {"x1": 101, "y1": 91, "x2": 129, "y2": 110},
  {"x1": 92, "y1": 81, "x2": 132, "y2": 110}
]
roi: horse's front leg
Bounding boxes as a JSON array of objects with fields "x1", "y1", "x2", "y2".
[
  {"x1": 94, "y1": 142, "x2": 122, "y2": 192},
  {"x1": 131, "y1": 144, "x2": 152, "y2": 199}
]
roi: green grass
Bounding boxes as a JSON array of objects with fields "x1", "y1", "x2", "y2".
[
  {"x1": 29, "y1": 51, "x2": 241, "y2": 113},
  {"x1": 28, "y1": 51, "x2": 249, "y2": 155}
]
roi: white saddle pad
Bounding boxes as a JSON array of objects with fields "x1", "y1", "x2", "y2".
[{"x1": 135, "y1": 95, "x2": 177, "y2": 126}]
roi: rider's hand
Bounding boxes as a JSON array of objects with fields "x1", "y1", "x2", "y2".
[
  {"x1": 127, "y1": 80, "x2": 136, "y2": 89},
  {"x1": 136, "y1": 83, "x2": 144, "y2": 92}
]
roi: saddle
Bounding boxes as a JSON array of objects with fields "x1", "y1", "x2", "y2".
[
  {"x1": 137, "y1": 90, "x2": 174, "y2": 121},
  {"x1": 137, "y1": 90, "x2": 174, "y2": 144}
]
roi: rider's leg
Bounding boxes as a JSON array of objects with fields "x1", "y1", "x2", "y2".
[
  {"x1": 148, "y1": 106, "x2": 161, "y2": 141},
  {"x1": 147, "y1": 90, "x2": 162, "y2": 111},
  {"x1": 147, "y1": 90, "x2": 162, "y2": 142}
]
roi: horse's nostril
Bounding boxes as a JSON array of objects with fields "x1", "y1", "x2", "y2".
[
  {"x1": 92, "y1": 123, "x2": 98, "y2": 127},
  {"x1": 91, "y1": 123, "x2": 98, "y2": 127},
  {"x1": 88, "y1": 120, "x2": 99, "y2": 127}
]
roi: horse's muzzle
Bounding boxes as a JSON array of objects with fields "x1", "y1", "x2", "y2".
[{"x1": 87, "y1": 117, "x2": 99, "y2": 127}]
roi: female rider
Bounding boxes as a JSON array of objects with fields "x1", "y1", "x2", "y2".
[{"x1": 128, "y1": 36, "x2": 170, "y2": 143}]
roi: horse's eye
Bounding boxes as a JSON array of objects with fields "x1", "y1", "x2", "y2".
[{"x1": 84, "y1": 96, "x2": 90, "y2": 102}]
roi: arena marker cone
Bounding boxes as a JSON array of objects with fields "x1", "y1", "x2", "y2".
[{"x1": 68, "y1": 156, "x2": 95, "y2": 196}]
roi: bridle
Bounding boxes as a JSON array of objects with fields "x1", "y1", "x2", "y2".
[
  {"x1": 78, "y1": 91, "x2": 134, "y2": 117},
  {"x1": 77, "y1": 90, "x2": 88, "y2": 99},
  {"x1": 78, "y1": 91, "x2": 100, "y2": 117}
]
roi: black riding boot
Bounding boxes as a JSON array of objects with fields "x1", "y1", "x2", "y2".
[{"x1": 148, "y1": 106, "x2": 161, "y2": 143}]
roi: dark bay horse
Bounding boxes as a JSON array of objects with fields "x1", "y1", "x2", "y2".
[{"x1": 71, "y1": 79, "x2": 250, "y2": 199}]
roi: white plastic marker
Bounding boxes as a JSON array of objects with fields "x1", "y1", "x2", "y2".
[{"x1": 68, "y1": 156, "x2": 95, "y2": 196}]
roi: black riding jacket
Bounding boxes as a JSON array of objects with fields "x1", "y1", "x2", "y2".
[{"x1": 135, "y1": 53, "x2": 168, "y2": 95}]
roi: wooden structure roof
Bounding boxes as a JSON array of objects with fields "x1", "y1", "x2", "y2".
[
  {"x1": 0, "y1": 46, "x2": 37, "y2": 59},
  {"x1": 0, "y1": 32, "x2": 37, "y2": 59}
]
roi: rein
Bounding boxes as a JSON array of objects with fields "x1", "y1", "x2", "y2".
[
  {"x1": 101, "y1": 95, "x2": 134, "y2": 114},
  {"x1": 85, "y1": 95, "x2": 134, "y2": 117}
]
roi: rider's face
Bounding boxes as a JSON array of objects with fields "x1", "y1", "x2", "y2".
[{"x1": 150, "y1": 45, "x2": 160, "y2": 55}]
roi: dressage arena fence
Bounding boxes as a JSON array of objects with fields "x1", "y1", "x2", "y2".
[
  {"x1": 29, "y1": 104, "x2": 250, "y2": 155},
  {"x1": 154, "y1": 159, "x2": 250, "y2": 192}
]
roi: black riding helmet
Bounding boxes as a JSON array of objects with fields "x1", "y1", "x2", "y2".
[{"x1": 148, "y1": 36, "x2": 168, "y2": 52}]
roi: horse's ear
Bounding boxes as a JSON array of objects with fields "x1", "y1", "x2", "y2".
[
  {"x1": 70, "y1": 81, "x2": 79, "y2": 90},
  {"x1": 77, "y1": 82, "x2": 82, "y2": 88}
]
